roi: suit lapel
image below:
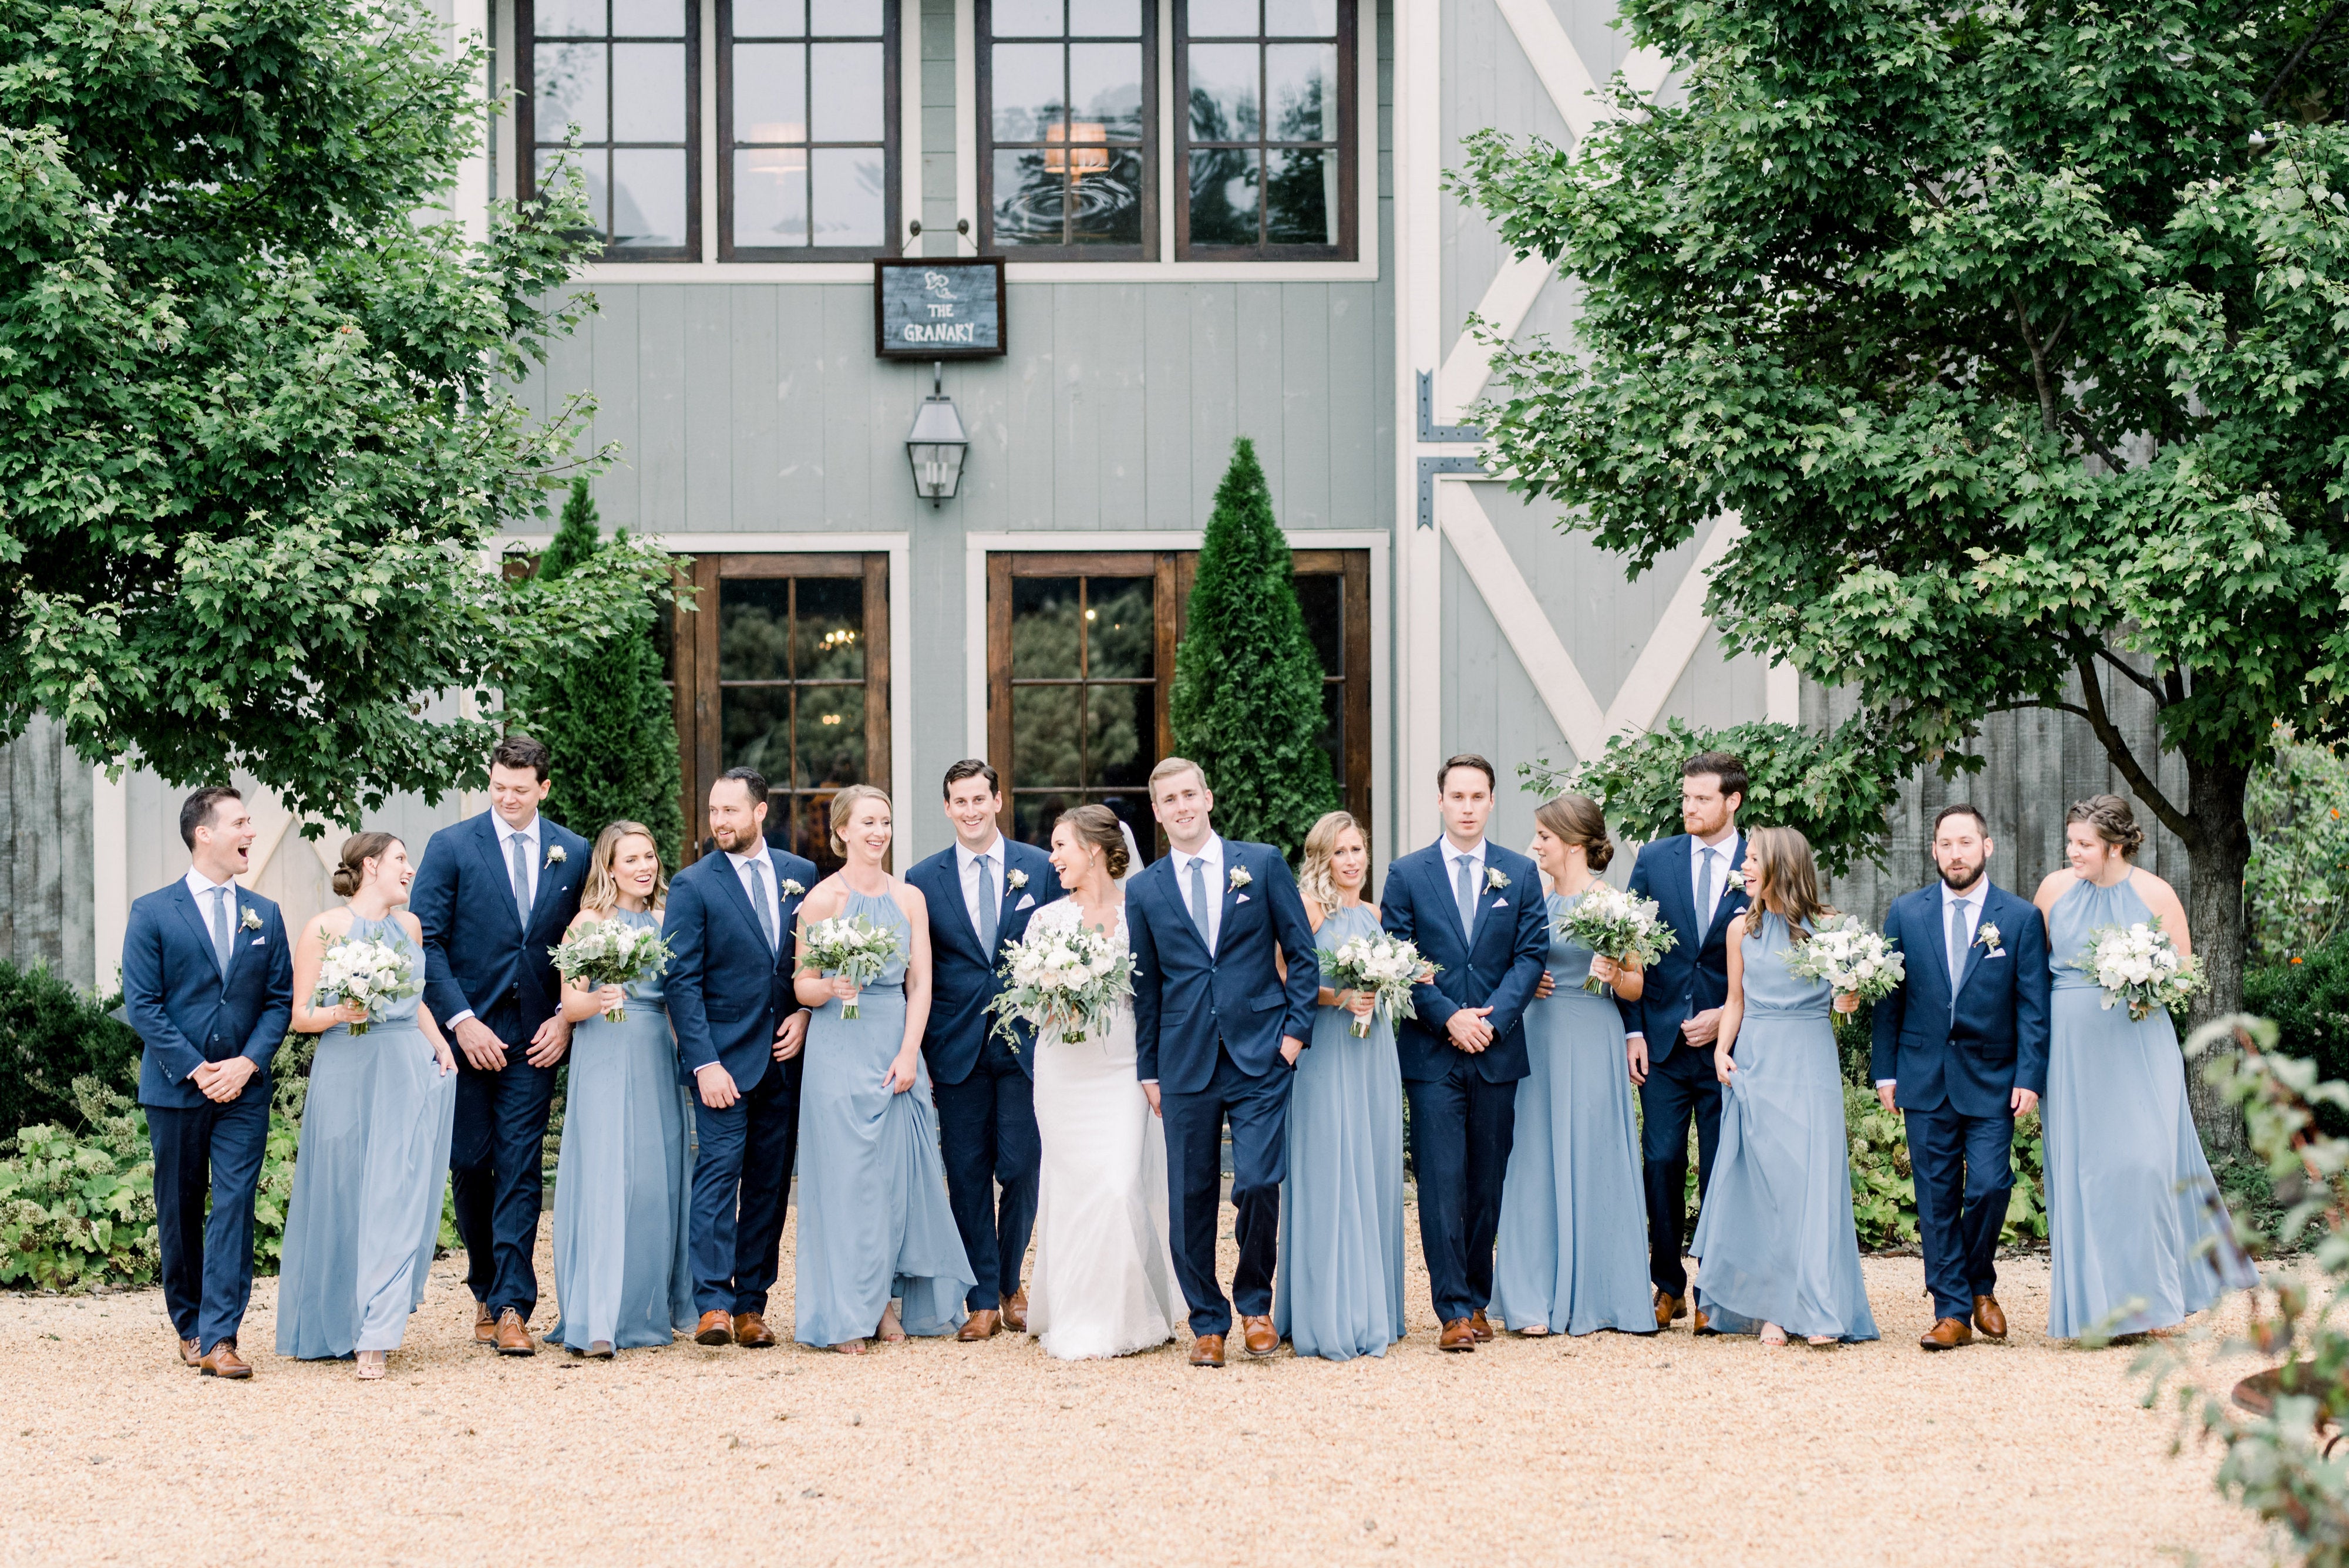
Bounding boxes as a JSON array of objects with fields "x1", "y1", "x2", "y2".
[
  {"x1": 1216, "y1": 844, "x2": 1245, "y2": 945},
  {"x1": 1697, "y1": 836, "x2": 1742, "y2": 945},
  {"x1": 932, "y1": 853, "x2": 984, "y2": 956},
  {"x1": 523, "y1": 826, "x2": 568, "y2": 936},
  {"x1": 170, "y1": 882, "x2": 217, "y2": 967},
  {"x1": 708, "y1": 850, "x2": 768, "y2": 953},
  {"x1": 1658, "y1": 836, "x2": 1698, "y2": 947},
  {"x1": 220, "y1": 892, "x2": 255, "y2": 984},
  {"x1": 1951, "y1": 886, "x2": 1998, "y2": 1002},
  {"x1": 1152, "y1": 857, "x2": 1213, "y2": 960},
  {"x1": 474, "y1": 815, "x2": 528, "y2": 938}
]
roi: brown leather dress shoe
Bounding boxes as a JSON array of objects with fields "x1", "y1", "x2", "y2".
[
  {"x1": 199, "y1": 1341, "x2": 252, "y2": 1379},
  {"x1": 1972, "y1": 1295, "x2": 2008, "y2": 1341},
  {"x1": 1469, "y1": 1309, "x2": 1494, "y2": 1342},
  {"x1": 957, "y1": 1309, "x2": 1001, "y2": 1342},
  {"x1": 733, "y1": 1311, "x2": 779, "y2": 1348},
  {"x1": 1000, "y1": 1288, "x2": 1029, "y2": 1333},
  {"x1": 1920, "y1": 1317, "x2": 1974, "y2": 1351},
  {"x1": 1654, "y1": 1290, "x2": 1687, "y2": 1330},
  {"x1": 1439, "y1": 1318, "x2": 1478, "y2": 1352},
  {"x1": 694, "y1": 1310, "x2": 734, "y2": 1346},
  {"x1": 473, "y1": 1300, "x2": 497, "y2": 1346},
  {"x1": 494, "y1": 1309, "x2": 536, "y2": 1355},
  {"x1": 1241, "y1": 1315, "x2": 1279, "y2": 1357},
  {"x1": 178, "y1": 1338, "x2": 201, "y2": 1368},
  {"x1": 1190, "y1": 1334, "x2": 1226, "y2": 1368},
  {"x1": 1692, "y1": 1308, "x2": 1714, "y2": 1336}
]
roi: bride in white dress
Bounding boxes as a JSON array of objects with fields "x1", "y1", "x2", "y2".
[{"x1": 1023, "y1": 805, "x2": 1184, "y2": 1360}]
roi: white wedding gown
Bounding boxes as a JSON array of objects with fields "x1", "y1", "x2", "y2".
[{"x1": 1024, "y1": 898, "x2": 1184, "y2": 1360}]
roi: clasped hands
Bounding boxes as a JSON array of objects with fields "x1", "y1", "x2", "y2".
[
  {"x1": 189, "y1": 1055, "x2": 258, "y2": 1103},
  {"x1": 453, "y1": 1012, "x2": 573, "y2": 1073}
]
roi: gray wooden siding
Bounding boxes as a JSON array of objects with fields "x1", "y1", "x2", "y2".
[
  {"x1": 0, "y1": 720, "x2": 94, "y2": 990},
  {"x1": 1437, "y1": 0, "x2": 1573, "y2": 369}
]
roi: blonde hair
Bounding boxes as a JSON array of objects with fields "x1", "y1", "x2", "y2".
[
  {"x1": 828, "y1": 784, "x2": 892, "y2": 857},
  {"x1": 1533, "y1": 793, "x2": 1614, "y2": 873},
  {"x1": 1298, "y1": 810, "x2": 1366, "y2": 909},
  {"x1": 1149, "y1": 755, "x2": 1207, "y2": 795},
  {"x1": 331, "y1": 832, "x2": 401, "y2": 899},
  {"x1": 1742, "y1": 826, "x2": 1832, "y2": 943},
  {"x1": 581, "y1": 822, "x2": 668, "y2": 915}
]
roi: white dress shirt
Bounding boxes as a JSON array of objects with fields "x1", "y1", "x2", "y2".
[
  {"x1": 1443, "y1": 836, "x2": 1489, "y2": 937},
  {"x1": 1173, "y1": 835, "x2": 1226, "y2": 954},
  {"x1": 1692, "y1": 828, "x2": 1739, "y2": 933},
  {"x1": 728, "y1": 846, "x2": 783, "y2": 947},
  {"x1": 955, "y1": 835, "x2": 1007, "y2": 938},
  {"x1": 449, "y1": 812, "x2": 543, "y2": 1028},
  {"x1": 1877, "y1": 881, "x2": 1991, "y2": 1090},
  {"x1": 183, "y1": 867, "x2": 239, "y2": 963}
]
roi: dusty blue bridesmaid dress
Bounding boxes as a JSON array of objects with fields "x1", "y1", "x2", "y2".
[
  {"x1": 548, "y1": 907, "x2": 696, "y2": 1353},
  {"x1": 276, "y1": 913, "x2": 457, "y2": 1358},
  {"x1": 1691, "y1": 911, "x2": 1879, "y2": 1342},
  {"x1": 793, "y1": 887, "x2": 974, "y2": 1345},
  {"x1": 1492, "y1": 890, "x2": 1658, "y2": 1336},
  {"x1": 1274, "y1": 901, "x2": 1406, "y2": 1360},
  {"x1": 2043, "y1": 875, "x2": 2255, "y2": 1339}
]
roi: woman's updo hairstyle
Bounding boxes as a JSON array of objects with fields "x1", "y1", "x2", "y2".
[
  {"x1": 1055, "y1": 803, "x2": 1129, "y2": 879},
  {"x1": 1533, "y1": 793, "x2": 1614, "y2": 873},
  {"x1": 332, "y1": 832, "x2": 401, "y2": 899},
  {"x1": 827, "y1": 783, "x2": 893, "y2": 857},
  {"x1": 2066, "y1": 793, "x2": 2146, "y2": 859}
]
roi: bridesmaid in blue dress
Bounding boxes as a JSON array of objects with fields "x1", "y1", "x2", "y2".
[
  {"x1": 2033, "y1": 795, "x2": 2254, "y2": 1341},
  {"x1": 792, "y1": 785, "x2": 974, "y2": 1351},
  {"x1": 548, "y1": 822, "x2": 696, "y2": 1357},
  {"x1": 277, "y1": 833, "x2": 458, "y2": 1380},
  {"x1": 1275, "y1": 810, "x2": 1407, "y2": 1360},
  {"x1": 1493, "y1": 794, "x2": 1658, "y2": 1338},
  {"x1": 1691, "y1": 826, "x2": 1879, "y2": 1347}
]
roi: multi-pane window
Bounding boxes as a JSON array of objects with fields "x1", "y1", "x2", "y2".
[
  {"x1": 1176, "y1": 0, "x2": 1351, "y2": 256},
  {"x1": 522, "y1": 0, "x2": 698, "y2": 257},
  {"x1": 980, "y1": 0, "x2": 1153, "y2": 256},
  {"x1": 721, "y1": 0, "x2": 897, "y2": 256}
]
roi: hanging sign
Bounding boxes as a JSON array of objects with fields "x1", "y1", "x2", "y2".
[{"x1": 874, "y1": 258, "x2": 1007, "y2": 359}]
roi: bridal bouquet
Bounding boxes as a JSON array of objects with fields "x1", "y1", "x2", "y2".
[
  {"x1": 1557, "y1": 885, "x2": 1678, "y2": 994},
  {"x1": 313, "y1": 936, "x2": 419, "y2": 1037},
  {"x1": 800, "y1": 914, "x2": 903, "y2": 1019},
  {"x1": 1323, "y1": 934, "x2": 1432, "y2": 1037},
  {"x1": 988, "y1": 923, "x2": 1135, "y2": 1048},
  {"x1": 1780, "y1": 914, "x2": 1905, "y2": 1004},
  {"x1": 550, "y1": 920, "x2": 672, "y2": 1024},
  {"x1": 2078, "y1": 918, "x2": 2206, "y2": 1022}
]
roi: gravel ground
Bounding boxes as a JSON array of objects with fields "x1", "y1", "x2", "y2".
[{"x1": 3, "y1": 1206, "x2": 2276, "y2": 1567}]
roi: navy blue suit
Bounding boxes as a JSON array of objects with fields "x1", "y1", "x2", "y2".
[
  {"x1": 1128, "y1": 839, "x2": 1318, "y2": 1338},
  {"x1": 1872, "y1": 879, "x2": 2051, "y2": 1321},
  {"x1": 409, "y1": 810, "x2": 591, "y2": 1320},
  {"x1": 1618, "y1": 832, "x2": 1751, "y2": 1298},
  {"x1": 905, "y1": 839, "x2": 1061, "y2": 1311},
  {"x1": 122, "y1": 879, "x2": 294, "y2": 1351},
  {"x1": 662, "y1": 842, "x2": 819, "y2": 1317},
  {"x1": 1378, "y1": 839, "x2": 1549, "y2": 1324}
]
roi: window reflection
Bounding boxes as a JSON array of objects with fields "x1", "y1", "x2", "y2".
[
  {"x1": 728, "y1": 0, "x2": 890, "y2": 252},
  {"x1": 1180, "y1": 0, "x2": 1343, "y2": 253},
  {"x1": 529, "y1": 0, "x2": 692, "y2": 252},
  {"x1": 987, "y1": 0, "x2": 1147, "y2": 250},
  {"x1": 1007, "y1": 575, "x2": 1155, "y2": 848},
  {"x1": 718, "y1": 576, "x2": 871, "y2": 874}
]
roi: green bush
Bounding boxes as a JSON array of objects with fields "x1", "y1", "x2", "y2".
[
  {"x1": 0, "y1": 959, "x2": 143, "y2": 1132},
  {"x1": 2244, "y1": 937, "x2": 2349, "y2": 1133},
  {"x1": 1842, "y1": 1084, "x2": 2045, "y2": 1252},
  {"x1": 2244, "y1": 733, "x2": 2349, "y2": 962},
  {"x1": 0, "y1": 1076, "x2": 157, "y2": 1288}
]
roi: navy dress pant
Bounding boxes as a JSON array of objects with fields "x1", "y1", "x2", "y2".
[
  {"x1": 1904, "y1": 1102, "x2": 2015, "y2": 1322},
  {"x1": 148, "y1": 1088, "x2": 271, "y2": 1352},
  {"x1": 932, "y1": 1034, "x2": 1041, "y2": 1312},
  {"x1": 1403, "y1": 1062, "x2": 1517, "y2": 1325},
  {"x1": 688, "y1": 1054, "x2": 803, "y2": 1317},
  {"x1": 1162, "y1": 1046, "x2": 1291, "y2": 1339},
  {"x1": 1640, "y1": 1040, "x2": 1723, "y2": 1298},
  {"x1": 449, "y1": 1000, "x2": 560, "y2": 1320}
]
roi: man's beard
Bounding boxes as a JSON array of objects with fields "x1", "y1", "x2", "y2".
[{"x1": 1939, "y1": 858, "x2": 1986, "y2": 893}]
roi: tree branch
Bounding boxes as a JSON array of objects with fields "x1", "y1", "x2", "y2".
[
  {"x1": 2090, "y1": 643, "x2": 2169, "y2": 705},
  {"x1": 2069, "y1": 649, "x2": 2195, "y2": 840},
  {"x1": 1988, "y1": 698, "x2": 2094, "y2": 722},
  {"x1": 2011, "y1": 292, "x2": 2062, "y2": 437},
  {"x1": 2261, "y1": 0, "x2": 2346, "y2": 111}
]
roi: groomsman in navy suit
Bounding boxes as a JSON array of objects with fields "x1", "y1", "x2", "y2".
[
  {"x1": 1128, "y1": 756, "x2": 1320, "y2": 1366},
  {"x1": 409, "y1": 733, "x2": 591, "y2": 1354},
  {"x1": 1380, "y1": 754, "x2": 1550, "y2": 1351},
  {"x1": 663, "y1": 766, "x2": 818, "y2": 1349},
  {"x1": 906, "y1": 760, "x2": 1062, "y2": 1341},
  {"x1": 122, "y1": 786, "x2": 294, "y2": 1378},
  {"x1": 1871, "y1": 802, "x2": 2051, "y2": 1350},
  {"x1": 1620, "y1": 751, "x2": 1752, "y2": 1333}
]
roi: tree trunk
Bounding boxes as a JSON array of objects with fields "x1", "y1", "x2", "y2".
[{"x1": 2180, "y1": 753, "x2": 2253, "y2": 1156}]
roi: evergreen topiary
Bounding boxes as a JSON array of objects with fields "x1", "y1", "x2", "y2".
[
  {"x1": 519, "y1": 481, "x2": 688, "y2": 862},
  {"x1": 1169, "y1": 438, "x2": 1340, "y2": 855}
]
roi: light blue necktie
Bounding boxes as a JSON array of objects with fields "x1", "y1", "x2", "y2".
[
  {"x1": 1456, "y1": 853, "x2": 1478, "y2": 938},
  {"x1": 1948, "y1": 897, "x2": 1970, "y2": 999},
  {"x1": 1694, "y1": 846, "x2": 1715, "y2": 933},
  {"x1": 975, "y1": 853, "x2": 998, "y2": 953},
  {"x1": 1188, "y1": 856, "x2": 1213, "y2": 952},
  {"x1": 509, "y1": 831, "x2": 533, "y2": 931},
  {"x1": 210, "y1": 886, "x2": 234, "y2": 977},
  {"x1": 748, "y1": 858, "x2": 778, "y2": 953}
]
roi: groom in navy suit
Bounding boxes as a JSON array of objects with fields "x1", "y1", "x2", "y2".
[
  {"x1": 906, "y1": 760, "x2": 1062, "y2": 1341},
  {"x1": 1128, "y1": 756, "x2": 1319, "y2": 1366},
  {"x1": 1380, "y1": 754, "x2": 1550, "y2": 1351},
  {"x1": 122, "y1": 786, "x2": 294, "y2": 1378},
  {"x1": 1620, "y1": 751, "x2": 1752, "y2": 1332},
  {"x1": 663, "y1": 766, "x2": 818, "y2": 1350},
  {"x1": 409, "y1": 733, "x2": 591, "y2": 1354},
  {"x1": 1872, "y1": 802, "x2": 2050, "y2": 1350}
]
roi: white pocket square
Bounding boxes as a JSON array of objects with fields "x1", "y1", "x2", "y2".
[
  {"x1": 1983, "y1": 951, "x2": 2007, "y2": 961},
  {"x1": 1235, "y1": 893, "x2": 1251, "y2": 903},
  {"x1": 1016, "y1": 894, "x2": 1035, "y2": 910},
  {"x1": 250, "y1": 937, "x2": 266, "y2": 945},
  {"x1": 1491, "y1": 897, "x2": 1508, "y2": 908}
]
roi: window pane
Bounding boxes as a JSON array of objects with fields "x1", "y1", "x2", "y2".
[
  {"x1": 1069, "y1": 42, "x2": 1143, "y2": 136},
  {"x1": 1068, "y1": 0, "x2": 1140, "y2": 35},
  {"x1": 1011, "y1": 792, "x2": 1078, "y2": 849},
  {"x1": 733, "y1": 0, "x2": 804, "y2": 33},
  {"x1": 1086, "y1": 685, "x2": 1150, "y2": 787},
  {"x1": 734, "y1": 148, "x2": 809, "y2": 244},
  {"x1": 1187, "y1": 146, "x2": 1257, "y2": 244},
  {"x1": 1186, "y1": 43, "x2": 1257, "y2": 139},
  {"x1": 1264, "y1": 145, "x2": 1335, "y2": 243},
  {"x1": 1294, "y1": 572, "x2": 1342, "y2": 674},
  {"x1": 536, "y1": 42, "x2": 608, "y2": 142},
  {"x1": 613, "y1": 42, "x2": 687, "y2": 140},
  {"x1": 1069, "y1": 146, "x2": 1143, "y2": 242},
  {"x1": 722, "y1": 688, "x2": 792, "y2": 784},
  {"x1": 991, "y1": 43, "x2": 1065, "y2": 140},
  {"x1": 611, "y1": 148, "x2": 688, "y2": 244},
  {"x1": 734, "y1": 42, "x2": 808, "y2": 138},
  {"x1": 1263, "y1": 0, "x2": 1333, "y2": 31},
  {"x1": 810, "y1": 149, "x2": 886, "y2": 244},
  {"x1": 1187, "y1": 0, "x2": 1255, "y2": 33},
  {"x1": 1084, "y1": 578, "x2": 1153, "y2": 678},
  {"x1": 536, "y1": 0, "x2": 605, "y2": 37},
  {"x1": 538, "y1": 147, "x2": 611, "y2": 230},
  {"x1": 809, "y1": 0, "x2": 882, "y2": 32},
  {"x1": 1266, "y1": 43, "x2": 1333, "y2": 139},
  {"x1": 810, "y1": 42, "x2": 885, "y2": 139},
  {"x1": 775, "y1": 792, "x2": 839, "y2": 870},
  {"x1": 612, "y1": 0, "x2": 684, "y2": 32},
  {"x1": 992, "y1": 149, "x2": 1065, "y2": 244},
  {"x1": 719, "y1": 580, "x2": 792, "y2": 681},
  {"x1": 793, "y1": 577, "x2": 866, "y2": 678},
  {"x1": 794, "y1": 687, "x2": 867, "y2": 789},
  {"x1": 1011, "y1": 578, "x2": 1082, "y2": 677},
  {"x1": 1013, "y1": 687, "x2": 1084, "y2": 786},
  {"x1": 992, "y1": 0, "x2": 1062, "y2": 35}
]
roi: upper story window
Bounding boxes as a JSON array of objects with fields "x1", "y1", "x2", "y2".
[
  {"x1": 721, "y1": 0, "x2": 900, "y2": 257},
  {"x1": 1176, "y1": 0, "x2": 1352, "y2": 258},
  {"x1": 978, "y1": 0, "x2": 1155, "y2": 258},
  {"x1": 521, "y1": 0, "x2": 700, "y2": 258}
]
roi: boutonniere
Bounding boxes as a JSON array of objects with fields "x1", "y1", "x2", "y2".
[
  {"x1": 240, "y1": 907, "x2": 263, "y2": 932},
  {"x1": 1975, "y1": 923, "x2": 2004, "y2": 955},
  {"x1": 1007, "y1": 869, "x2": 1028, "y2": 890},
  {"x1": 779, "y1": 879, "x2": 806, "y2": 900},
  {"x1": 1228, "y1": 866, "x2": 1253, "y2": 891},
  {"x1": 544, "y1": 845, "x2": 566, "y2": 867},
  {"x1": 1485, "y1": 867, "x2": 1509, "y2": 893},
  {"x1": 1722, "y1": 867, "x2": 1747, "y2": 894}
]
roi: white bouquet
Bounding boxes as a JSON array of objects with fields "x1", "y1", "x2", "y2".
[
  {"x1": 550, "y1": 919, "x2": 672, "y2": 1024},
  {"x1": 2078, "y1": 918, "x2": 2206, "y2": 1022},
  {"x1": 988, "y1": 923, "x2": 1136, "y2": 1048},
  {"x1": 313, "y1": 936, "x2": 419, "y2": 1037},
  {"x1": 1322, "y1": 934, "x2": 1432, "y2": 1038},
  {"x1": 800, "y1": 914, "x2": 904, "y2": 1020},
  {"x1": 1779, "y1": 914, "x2": 1906, "y2": 1004},
  {"x1": 1558, "y1": 884, "x2": 1678, "y2": 994}
]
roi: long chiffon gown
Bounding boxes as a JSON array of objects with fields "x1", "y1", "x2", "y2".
[
  {"x1": 548, "y1": 907, "x2": 697, "y2": 1352},
  {"x1": 1491, "y1": 891, "x2": 1658, "y2": 1336},
  {"x1": 1274, "y1": 902, "x2": 1407, "y2": 1360},
  {"x1": 2043, "y1": 875, "x2": 2256, "y2": 1339},
  {"x1": 793, "y1": 887, "x2": 974, "y2": 1345},
  {"x1": 1691, "y1": 911, "x2": 1879, "y2": 1342},
  {"x1": 275, "y1": 913, "x2": 457, "y2": 1359}
]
